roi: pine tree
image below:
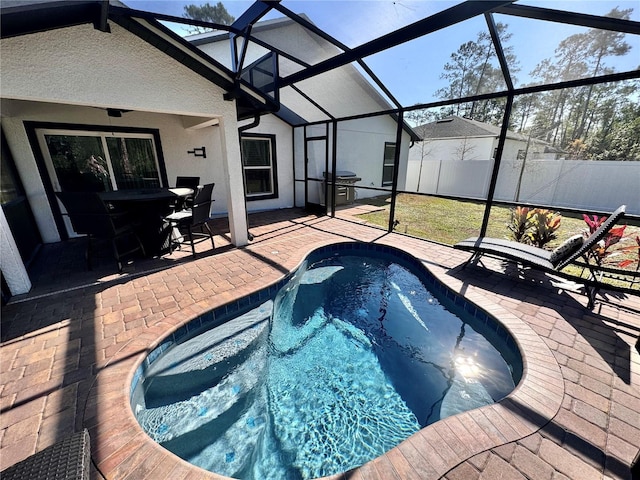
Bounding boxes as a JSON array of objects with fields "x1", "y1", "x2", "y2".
[
  {"x1": 435, "y1": 23, "x2": 519, "y2": 125},
  {"x1": 528, "y1": 7, "x2": 633, "y2": 152},
  {"x1": 183, "y1": 2, "x2": 235, "y2": 33}
]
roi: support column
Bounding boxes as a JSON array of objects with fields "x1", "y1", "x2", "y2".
[
  {"x1": 0, "y1": 207, "x2": 31, "y2": 295},
  {"x1": 218, "y1": 117, "x2": 249, "y2": 246}
]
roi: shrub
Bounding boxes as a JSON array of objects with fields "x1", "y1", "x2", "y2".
[
  {"x1": 507, "y1": 207, "x2": 562, "y2": 249},
  {"x1": 507, "y1": 206, "x2": 533, "y2": 243},
  {"x1": 527, "y1": 209, "x2": 562, "y2": 248},
  {"x1": 582, "y1": 213, "x2": 627, "y2": 264}
]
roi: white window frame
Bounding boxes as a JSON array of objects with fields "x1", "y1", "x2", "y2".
[{"x1": 241, "y1": 135, "x2": 277, "y2": 200}]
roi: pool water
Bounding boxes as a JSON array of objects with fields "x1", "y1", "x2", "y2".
[{"x1": 133, "y1": 251, "x2": 520, "y2": 480}]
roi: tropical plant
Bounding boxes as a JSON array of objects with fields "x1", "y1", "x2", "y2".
[
  {"x1": 507, "y1": 206, "x2": 533, "y2": 243},
  {"x1": 506, "y1": 207, "x2": 561, "y2": 248},
  {"x1": 618, "y1": 235, "x2": 640, "y2": 270},
  {"x1": 526, "y1": 209, "x2": 562, "y2": 248},
  {"x1": 582, "y1": 212, "x2": 627, "y2": 264},
  {"x1": 583, "y1": 212, "x2": 607, "y2": 234}
]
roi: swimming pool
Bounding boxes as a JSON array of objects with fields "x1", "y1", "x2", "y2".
[{"x1": 131, "y1": 243, "x2": 522, "y2": 480}]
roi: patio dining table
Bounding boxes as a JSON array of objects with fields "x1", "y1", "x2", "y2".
[{"x1": 99, "y1": 188, "x2": 193, "y2": 256}]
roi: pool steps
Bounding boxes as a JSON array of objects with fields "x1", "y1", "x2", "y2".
[
  {"x1": 136, "y1": 301, "x2": 271, "y2": 407},
  {"x1": 131, "y1": 242, "x2": 523, "y2": 479},
  {"x1": 133, "y1": 301, "x2": 276, "y2": 476}
]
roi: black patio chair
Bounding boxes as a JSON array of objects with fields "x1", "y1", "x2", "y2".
[
  {"x1": 175, "y1": 176, "x2": 200, "y2": 209},
  {"x1": 175, "y1": 176, "x2": 200, "y2": 190},
  {"x1": 164, "y1": 183, "x2": 215, "y2": 257},
  {"x1": 453, "y1": 205, "x2": 626, "y2": 309},
  {"x1": 56, "y1": 191, "x2": 145, "y2": 272}
]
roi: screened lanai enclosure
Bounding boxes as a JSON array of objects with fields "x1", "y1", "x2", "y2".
[
  {"x1": 131, "y1": 0, "x2": 640, "y2": 287},
  {"x1": 2, "y1": 0, "x2": 639, "y2": 293}
]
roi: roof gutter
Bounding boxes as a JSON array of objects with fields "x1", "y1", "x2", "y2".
[{"x1": 238, "y1": 115, "x2": 261, "y2": 132}]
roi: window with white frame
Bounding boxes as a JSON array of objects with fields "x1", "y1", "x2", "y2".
[
  {"x1": 382, "y1": 142, "x2": 396, "y2": 187},
  {"x1": 240, "y1": 135, "x2": 278, "y2": 200}
]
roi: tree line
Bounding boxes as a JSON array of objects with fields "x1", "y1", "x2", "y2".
[
  {"x1": 183, "y1": 3, "x2": 638, "y2": 161},
  {"x1": 433, "y1": 7, "x2": 639, "y2": 161}
]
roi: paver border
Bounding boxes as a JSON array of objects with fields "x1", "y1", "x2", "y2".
[{"x1": 84, "y1": 239, "x2": 564, "y2": 480}]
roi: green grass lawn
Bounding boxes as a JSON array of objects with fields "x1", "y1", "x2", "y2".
[{"x1": 355, "y1": 194, "x2": 639, "y2": 290}]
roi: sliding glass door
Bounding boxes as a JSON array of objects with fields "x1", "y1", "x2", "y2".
[
  {"x1": 37, "y1": 129, "x2": 162, "y2": 193},
  {"x1": 105, "y1": 136, "x2": 161, "y2": 190}
]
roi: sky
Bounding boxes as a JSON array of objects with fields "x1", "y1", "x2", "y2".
[{"x1": 125, "y1": 0, "x2": 640, "y2": 107}]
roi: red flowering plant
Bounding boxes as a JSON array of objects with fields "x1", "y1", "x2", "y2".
[
  {"x1": 617, "y1": 235, "x2": 640, "y2": 271},
  {"x1": 581, "y1": 214, "x2": 639, "y2": 288},
  {"x1": 582, "y1": 213, "x2": 627, "y2": 265},
  {"x1": 583, "y1": 213, "x2": 607, "y2": 235}
]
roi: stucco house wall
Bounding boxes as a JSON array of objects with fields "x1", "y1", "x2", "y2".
[
  {"x1": 1, "y1": 23, "x2": 235, "y2": 117},
  {"x1": 0, "y1": 17, "x2": 251, "y2": 294},
  {"x1": 195, "y1": 19, "x2": 413, "y2": 205},
  {"x1": 336, "y1": 116, "x2": 412, "y2": 194},
  {"x1": 240, "y1": 114, "x2": 295, "y2": 212},
  {"x1": 1, "y1": 100, "x2": 232, "y2": 242},
  {"x1": 501, "y1": 137, "x2": 528, "y2": 161}
]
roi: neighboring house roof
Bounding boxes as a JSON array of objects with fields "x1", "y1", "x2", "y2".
[
  {"x1": 416, "y1": 116, "x2": 528, "y2": 142},
  {"x1": 0, "y1": 0, "x2": 278, "y2": 120},
  {"x1": 188, "y1": 15, "x2": 312, "y2": 47}
]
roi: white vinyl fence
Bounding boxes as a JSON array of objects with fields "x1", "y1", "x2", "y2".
[{"x1": 405, "y1": 158, "x2": 640, "y2": 215}]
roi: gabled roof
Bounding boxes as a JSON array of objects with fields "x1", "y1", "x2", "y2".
[
  {"x1": 416, "y1": 116, "x2": 528, "y2": 142},
  {"x1": 189, "y1": 16, "x2": 420, "y2": 140},
  {"x1": 0, "y1": 0, "x2": 279, "y2": 120},
  {"x1": 188, "y1": 15, "x2": 308, "y2": 47}
]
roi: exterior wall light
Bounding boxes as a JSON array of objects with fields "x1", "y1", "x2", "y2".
[{"x1": 187, "y1": 147, "x2": 207, "y2": 158}]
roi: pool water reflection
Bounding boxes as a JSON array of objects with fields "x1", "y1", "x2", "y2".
[{"x1": 131, "y1": 244, "x2": 522, "y2": 480}]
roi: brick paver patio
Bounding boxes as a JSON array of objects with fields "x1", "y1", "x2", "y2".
[{"x1": 1, "y1": 208, "x2": 638, "y2": 479}]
